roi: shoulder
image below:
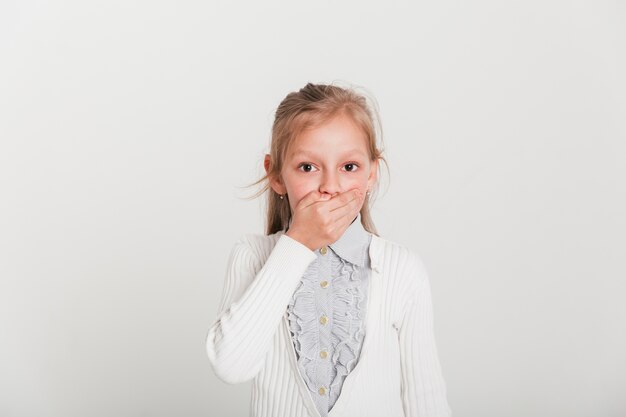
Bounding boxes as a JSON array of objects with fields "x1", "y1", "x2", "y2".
[
  {"x1": 230, "y1": 230, "x2": 285, "y2": 264},
  {"x1": 372, "y1": 234, "x2": 429, "y2": 288}
]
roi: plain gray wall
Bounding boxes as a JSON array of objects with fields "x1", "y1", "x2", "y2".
[{"x1": 1, "y1": 1, "x2": 624, "y2": 416}]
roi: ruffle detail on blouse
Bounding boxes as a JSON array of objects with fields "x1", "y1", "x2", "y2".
[
  {"x1": 286, "y1": 259, "x2": 322, "y2": 388},
  {"x1": 286, "y1": 254, "x2": 368, "y2": 395},
  {"x1": 329, "y1": 257, "x2": 367, "y2": 390}
]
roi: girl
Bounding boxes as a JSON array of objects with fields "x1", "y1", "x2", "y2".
[{"x1": 206, "y1": 82, "x2": 451, "y2": 417}]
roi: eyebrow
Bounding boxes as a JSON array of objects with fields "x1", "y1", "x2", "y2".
[{"x1": 290, "y1": 148, "x2": 367, "y2": 159}]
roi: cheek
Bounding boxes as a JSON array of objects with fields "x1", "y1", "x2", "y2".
[
  {"x1": 287, "y1": 178, "x2": 311, "y2": 195},
  {"x1": 348, "y1": 177, "x2": 368, "y2": 191}
]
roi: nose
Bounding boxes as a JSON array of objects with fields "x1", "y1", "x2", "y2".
[{"x1": 319, "y1": 170, "x2": 341, "y2": 197}]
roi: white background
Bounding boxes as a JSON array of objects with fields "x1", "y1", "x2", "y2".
[{"x1": 1, "y1": 1, "x2": 625, "y2": 416}]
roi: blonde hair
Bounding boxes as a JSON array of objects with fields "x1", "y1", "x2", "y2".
[{"x1": 242, "y1": 81, "x2": 389, "y2": 236}]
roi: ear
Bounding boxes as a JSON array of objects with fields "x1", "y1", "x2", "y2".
[
  {"x1": 367, "y1": 157, "x2": 379, "y2": 190},
  {"x1": 264, "y1": 154, "x2": 287, "y2": 195}
]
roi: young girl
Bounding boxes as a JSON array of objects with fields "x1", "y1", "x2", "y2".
[{"x1": 206, "y1": 82, "x2": 451, "y2": 417}]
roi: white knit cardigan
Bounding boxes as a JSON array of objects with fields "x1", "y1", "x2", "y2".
[{"x1": 206, "y1": 229, "x2": 452, "y2": 417}]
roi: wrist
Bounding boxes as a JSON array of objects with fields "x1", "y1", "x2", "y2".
[{"x1": 285, "y1": 230, "x2": 315, "y2": 251}]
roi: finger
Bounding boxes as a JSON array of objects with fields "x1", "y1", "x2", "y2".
[
  {"x1": 327, "y1": 188, "x2": 362, "y2": 213},
  {"x1": 296, "y1": 190, "x2": 329, "y2": 209},
  {"x1": 329, "y1": 204, "x2": 362, "y2": 235},
  {"x1": 328, "y1": 193, "x2": 363, "y2": 225}
]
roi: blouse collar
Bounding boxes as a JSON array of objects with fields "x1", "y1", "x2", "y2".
[{"x1": 326, "y1": 211, "x2": 371, "y2": 267}]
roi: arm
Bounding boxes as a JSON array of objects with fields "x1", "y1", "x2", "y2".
[
  {"x1": 399, "y1": 256, "x2": 452, "y2": 417},
  {"x1": 206, "y1": 233, "x2": 317, "y2": 384}
]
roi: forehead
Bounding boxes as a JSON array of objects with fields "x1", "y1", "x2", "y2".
[{"x1": 287, "y1": 114, "x2": 368, "y2": 159}]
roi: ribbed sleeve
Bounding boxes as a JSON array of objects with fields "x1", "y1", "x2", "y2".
[
  {"x1": 206, "y1": 233, "x2": 317, "y2": 384},
  {"x1": 398, "y1": 259, "x2": 452, "y2": 417}
]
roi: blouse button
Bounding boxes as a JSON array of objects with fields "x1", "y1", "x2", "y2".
[
  {"x1": 320, "y1": 280, "x2": 329, "y2": 288},
  {"x1": 318, "y1": 386, "x2": 327, "y2": 395},
  {"x1": 320, "y1": 350, "x2": 328, "y2": 359},
  {"x1": 320, "y1": 246, "x2": 328, "y2": 255},
  {"x1": 319, "y1": 315, "x2": 328, "y2": 325}
]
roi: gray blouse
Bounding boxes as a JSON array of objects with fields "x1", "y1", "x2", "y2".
[{"x1": 286, "y1": 212, "x2": 372, "y2": 417}]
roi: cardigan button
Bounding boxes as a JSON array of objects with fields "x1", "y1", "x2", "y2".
[
  {"x1": 320, "y1": 246, "x2": 328, "y2": 255},
  {"x1": 320, "y1": 280, "x2": 329, "y2": 288},
  {"x1": 320, "y1": 350, "x2": 328, "y2": 359},
  {"x1": 318, "y1": 386, "x2": 326, "y2": 395},
  {"x1": 319, "y1": 315, "x2": 328, "y2": 325}
]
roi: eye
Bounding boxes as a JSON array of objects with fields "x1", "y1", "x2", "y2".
[
  {"x1": 297, "y1": 162, "x2": 360, "y2": 173},
  {"x1": 343, "y1": 162, "x2": 360, "y2": 172},
  {"x1": 297, "y1": 163, "x2": 318, "y2": 173}
]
